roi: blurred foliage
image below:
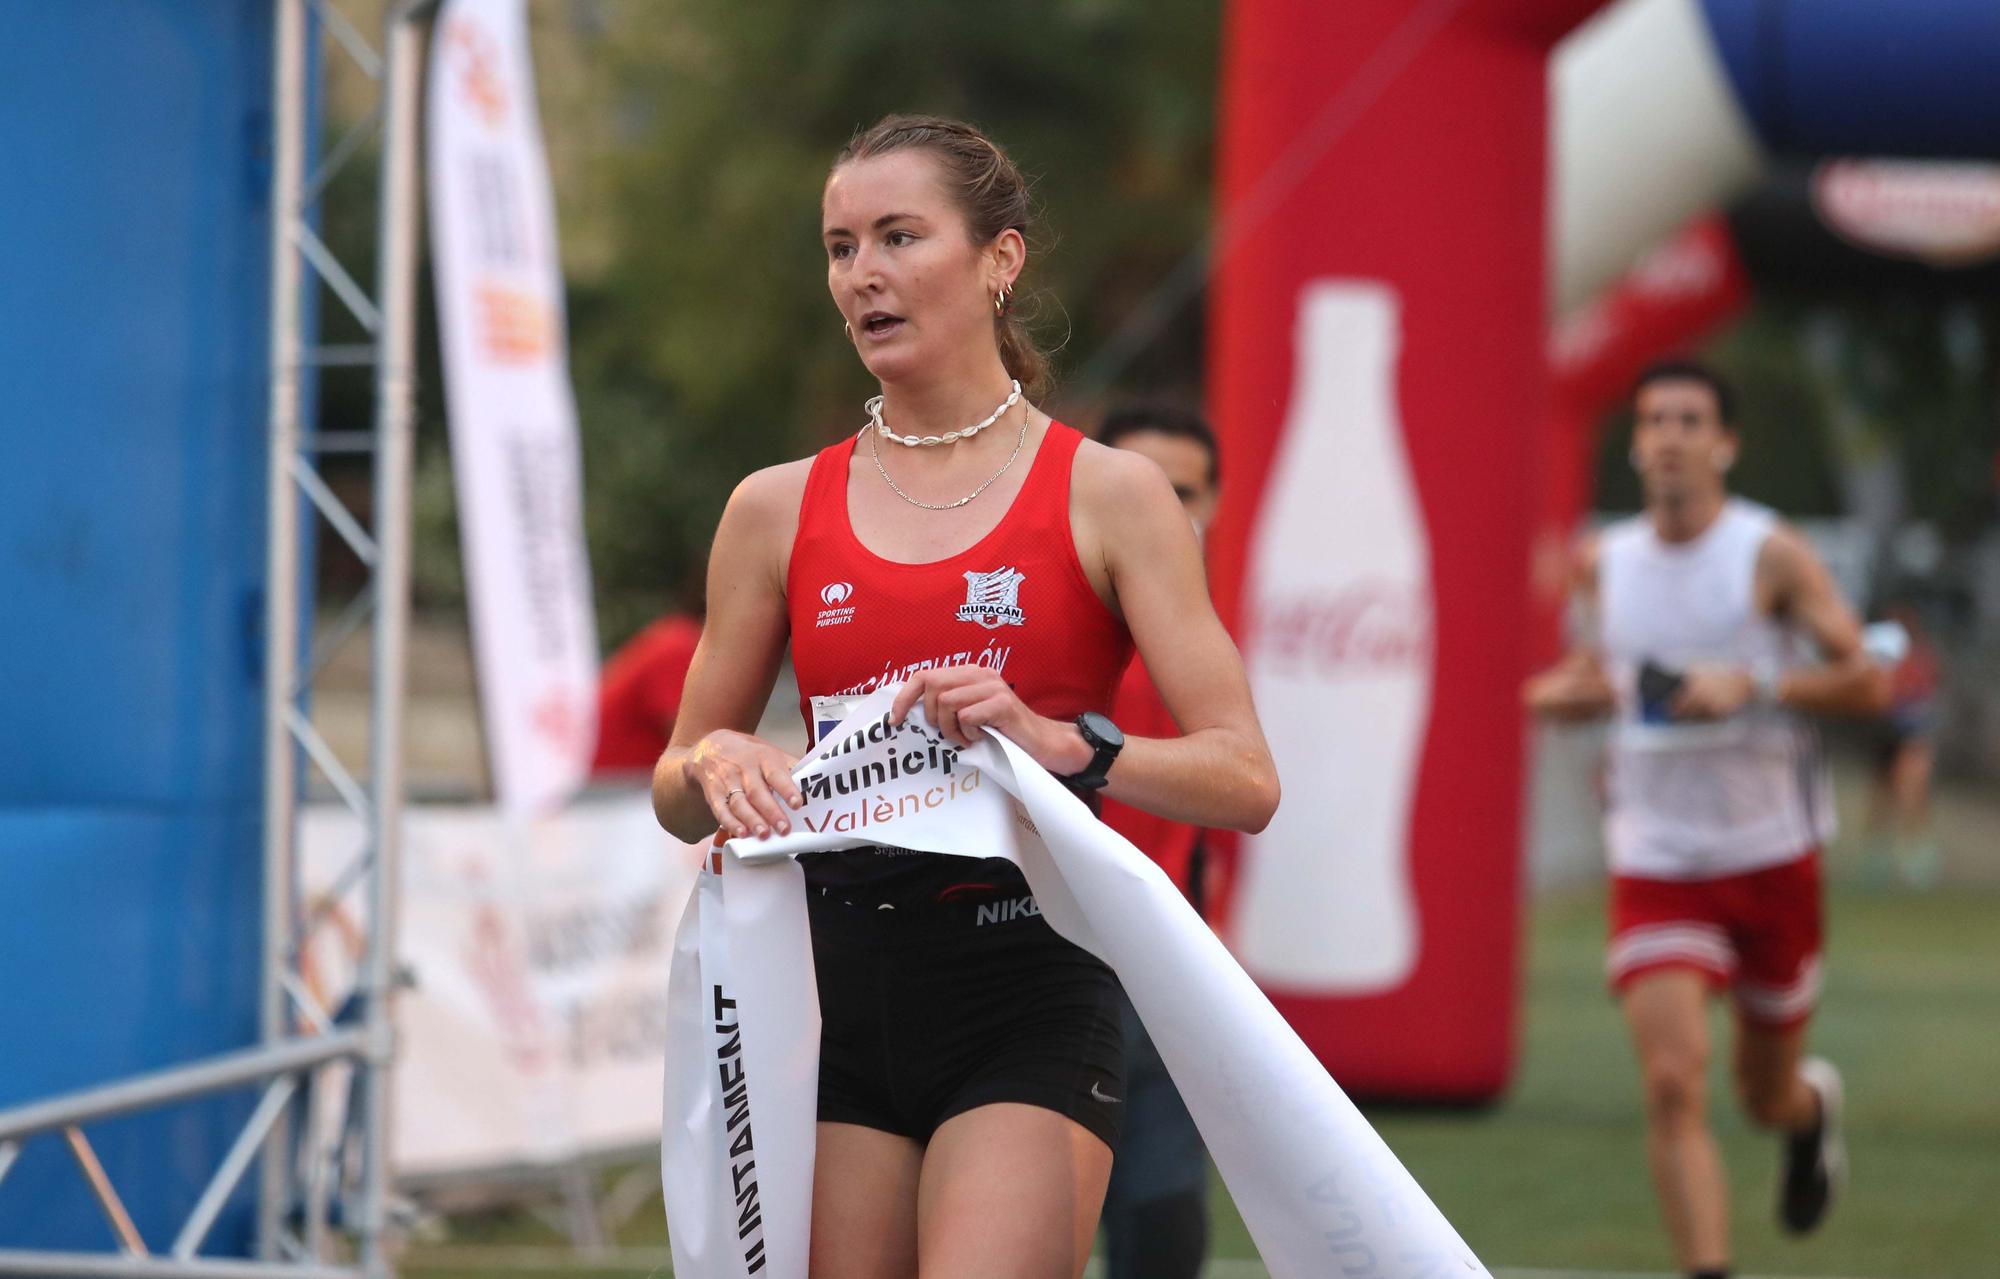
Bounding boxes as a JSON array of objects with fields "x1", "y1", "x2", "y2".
[{"x1": 1800, "y1": 297, "x2": 2000, "y2": 542}]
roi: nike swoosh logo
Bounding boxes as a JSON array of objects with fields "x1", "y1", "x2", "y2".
[{"x1": 1090, "y1": 1082, "x2": 1120, "y2": 1104}]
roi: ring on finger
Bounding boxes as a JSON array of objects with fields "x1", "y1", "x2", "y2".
[{"x1": 725, "y1": 786, "x2": 746, "y2": 799}]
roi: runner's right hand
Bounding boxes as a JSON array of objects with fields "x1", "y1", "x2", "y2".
[{"x1": 683, "y1": 730, "x2": 804, "y2": 841}]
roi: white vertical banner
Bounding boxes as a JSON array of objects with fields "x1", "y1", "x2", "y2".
[{"x1": 428, "y1": 0, "x2": 598, "y2": 817}]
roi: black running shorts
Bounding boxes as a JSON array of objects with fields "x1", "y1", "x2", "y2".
[{"x1": 803, "y1": 849, "x2": 1126, "y2": 1150}]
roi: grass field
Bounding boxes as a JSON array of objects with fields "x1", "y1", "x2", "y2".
[
  {"x1": 1296, "y1": 878, "x2": 2000, "y2": 1278},
  {"x1": 403, "y1": 837, "x2": 2000, "y2": 1278}
]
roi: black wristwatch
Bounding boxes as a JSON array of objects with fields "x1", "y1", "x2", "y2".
[{"x1": 1065, "y1": 711, "x2": 1124, "y2": 791}]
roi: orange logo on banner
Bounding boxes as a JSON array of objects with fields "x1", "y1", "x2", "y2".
[
  {"x1": 447, "y1": 19, "x2": 509, "y2": 127},
  {"x1": 477, "y1": 282, "x2": 552, "y2": 361},
  {"x1": 298, "y1": 892, "x2": 365, "y2": 1029}
]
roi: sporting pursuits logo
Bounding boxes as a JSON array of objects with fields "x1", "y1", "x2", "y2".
[
  {"x1": 956, "y1": 566, "x2": 1025, "y2": 629},
  {"x1": 816, "y1": 581, "x2": 856, "y2": 628}
]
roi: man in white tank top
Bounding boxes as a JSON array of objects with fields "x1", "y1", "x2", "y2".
[{"x1": 1525, "y1": 361, "x2": 1889, "y2": 1279}]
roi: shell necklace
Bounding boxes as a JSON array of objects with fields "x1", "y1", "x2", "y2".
[{"x1": 868, "y1": 380, "x2": 1021, "y2": 447}]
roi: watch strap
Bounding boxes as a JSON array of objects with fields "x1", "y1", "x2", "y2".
[{"x1": 1067, "y1": 713, "x2": 1121, "y2": 791}]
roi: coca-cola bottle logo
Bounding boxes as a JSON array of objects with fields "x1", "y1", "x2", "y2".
[{"x1": 1252, "y1": 579, "x2": 1434, "y2": 676}]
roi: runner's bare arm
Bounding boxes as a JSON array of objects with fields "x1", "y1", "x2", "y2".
[
  {"x1": 650, "y1": 462, "x2": 810, "y2": 843},
  {"x1": 1080, "y1": 443, "x2": 1280, "y2": 834},
  {"x1": 1524, "y1": 535, "x2": 1615, "y2": 721},
  {"x1": 1756, "y1": 523, "x2": 1891, "y2": 718}
]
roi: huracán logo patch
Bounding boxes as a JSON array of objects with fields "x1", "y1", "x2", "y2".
[{"x1": 956, "y1": 567, "x2": 1025, "y2": 629}]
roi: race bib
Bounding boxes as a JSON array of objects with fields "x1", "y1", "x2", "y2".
[{"x1": 809, "y1": 694, "x2": 862, "y2": 749}]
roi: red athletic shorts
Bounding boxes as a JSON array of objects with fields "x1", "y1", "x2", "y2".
[{"x1": 1607, "y1": 850, "x2": 1823, "y2": 1030}]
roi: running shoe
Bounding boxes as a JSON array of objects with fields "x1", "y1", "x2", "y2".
[{"x1": 1780, "y1": 1057, "x2": 1845, "y2": 1234}]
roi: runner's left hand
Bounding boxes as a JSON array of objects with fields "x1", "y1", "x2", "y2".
[{"x1": 890, "y1": 668, "x2": 1093, "y2": 774}]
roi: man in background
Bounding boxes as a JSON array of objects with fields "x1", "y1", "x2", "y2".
[
  {"x1": 1863, "y1": 599, "x2": 1942, "y2": 887},
  {"x1": 1525, "y1": 360, "x2": 1888, "y2": 1279},
  {"x1": 1095, "y1": 400, "x2": 1221, "y2": 1279}
]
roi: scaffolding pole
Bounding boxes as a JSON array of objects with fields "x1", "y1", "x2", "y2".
[
  {"x1": 354, "y1": 9, "x2": 425, "y2": 1275},
  {"x1": 256, "y1": 0, "x2": 308, "y2": 1256}
]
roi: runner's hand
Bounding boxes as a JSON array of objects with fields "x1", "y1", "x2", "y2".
[
  {"x1": 890, "y1": 668, "x2": 1092, "y2": 774},
  {"x1": 1671, "y1": 665, "x2": 1755, "y2": 720},
  {"x1": 683, "y1": 730, "x2": 802, "y2": 841}
]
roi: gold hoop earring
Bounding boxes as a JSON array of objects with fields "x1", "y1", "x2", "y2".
[
  {"x1": 993, "y1": 286, "x2": 1011, "y2": 317},
  {"x1": 843, "y1": 321, "x2": 852, "y2": 341}
]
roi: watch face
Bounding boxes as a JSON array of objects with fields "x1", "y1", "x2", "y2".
[{"x1": 1080, "y1": 711, "x2": 1124, "y2": 750}]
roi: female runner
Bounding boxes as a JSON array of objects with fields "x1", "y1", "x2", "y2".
[{"x1": 651, "y1": 114, "x2": 1278, "y2": 1279}]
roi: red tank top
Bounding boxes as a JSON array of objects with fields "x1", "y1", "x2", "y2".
[{"x1": 787, "y1": 421, "x2": 1132, "y2": 742}]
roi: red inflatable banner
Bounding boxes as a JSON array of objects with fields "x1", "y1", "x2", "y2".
[{"x1": 1207, "y1": 0, "x2": 1605, "y2": 1100}]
